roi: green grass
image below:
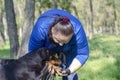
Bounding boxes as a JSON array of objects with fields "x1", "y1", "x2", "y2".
[
  {"x1": 0, "y1": 40, "x2": 10, "y2": 58},
  {"x1": 0, "y1": 35, "x2": 120, "y2": 80},
  {"x1": 78, "y1": 35, "x2": 120, "y2": 80}
]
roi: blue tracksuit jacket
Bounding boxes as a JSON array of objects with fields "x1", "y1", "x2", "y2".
[{"x1": 28, "y1": 9, "x2": 89, "y2": 67}]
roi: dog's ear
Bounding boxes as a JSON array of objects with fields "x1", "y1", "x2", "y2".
[
  {"x1": 36, "y1": 47, "x2": 57, "y2": 60},
  {"x1": 36, "y1": 47, "x2": 51, "y2": 60}
]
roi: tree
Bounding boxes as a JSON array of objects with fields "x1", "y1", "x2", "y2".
[
  {"x1": 4, "y1": 0, "x2": 19, "y2": 58},
  {"x1": 0, "y1": 0, "x2": 6, "y2": 44},
  {"x1": 17, "y1": 0, "x2": 35, "y2": 58},
  {"x1": 112, "y1": 0, "x2": 119, "y2": 35},
  {"x1": 89, "y1": 0, "x2": 94, "y2": 39}
]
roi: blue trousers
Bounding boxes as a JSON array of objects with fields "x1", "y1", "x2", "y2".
[{"x1": 62, "y1": 73, "x2": 78, "y2": 80}]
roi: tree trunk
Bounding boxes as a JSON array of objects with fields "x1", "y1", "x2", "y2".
[
  {"x1": 17, "y1": 0, "x2": 35, "y2": 58},
  {"x1": 16, "y1": 0, "x2": 25, "y2": 39},
  {"x1": 4, "y1": 0, "x2": 19, "y2": 58},
  {"x1": 113, "y1": 0, "x2": 119, "y2": 35},
  {"x1": 52, "y1": 0, "x2": 57, "y2": 9},
  {"x1": 82, "y1": 7, "x2": 89, "y2": 37},
  {"x1": 0, "y1": 0, "x2": 6, "y2": 44},
  {"x1": 89, "y1": 0, "x2": 94, "y2": 39}
]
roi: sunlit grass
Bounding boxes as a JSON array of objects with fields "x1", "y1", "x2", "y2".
[
  {"x1": 79, "y1": 56, "x2": 117, "y2": 80},
  {"x1": 78, "y1": 35, "x2": 120, "y2": 80}
]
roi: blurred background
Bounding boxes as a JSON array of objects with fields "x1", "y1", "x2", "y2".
[{"x1": 0, "y1": 0, "x2": 120, "y2": 80}]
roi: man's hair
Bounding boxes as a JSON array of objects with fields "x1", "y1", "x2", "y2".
[{"x1": 48, "y1": 16, "x2": 74, "y2": 47}]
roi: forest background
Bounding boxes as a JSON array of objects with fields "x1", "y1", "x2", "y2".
[{"x1": 0, "y1": 0, "x2": 120, "y2": 80}]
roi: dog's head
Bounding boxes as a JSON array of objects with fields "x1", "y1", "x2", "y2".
[{"x1": 36, "y1": 47, "x2": 56, "y2": 60}]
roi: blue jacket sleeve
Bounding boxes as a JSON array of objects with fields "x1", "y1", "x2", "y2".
[{"x1": 74, "y1": 24, "x2": 89, "y2": 65}]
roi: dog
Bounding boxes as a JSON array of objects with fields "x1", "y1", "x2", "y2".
[{"x1": 0, "y1": 47, "x2": 62, "y2": 80}]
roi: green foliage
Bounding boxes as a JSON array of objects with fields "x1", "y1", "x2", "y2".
[
  {"x1": 58, "y1": 0, "x2": 71, "y2": 12},
  {"x1": 35, "y1": 0, "x2": 72, "y2": 13},
  {"x1": 39, "y1": 0, "x2": 51, "y2": 8}
]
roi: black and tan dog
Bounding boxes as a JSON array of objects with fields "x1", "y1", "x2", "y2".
[{"x1": 0, "y1": 47, "x2": 62, "y2": 80}]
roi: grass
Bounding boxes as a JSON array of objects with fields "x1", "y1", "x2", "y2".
[
  {"x1": 78, "y1": 35, "x2": 120, "y2": 80},
  {"x1": 0, "y1": 35, "x2": 120, "y2": 80},
  {"x1": 0, "y1": 39, "x2": 10, "y2": 58}
]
